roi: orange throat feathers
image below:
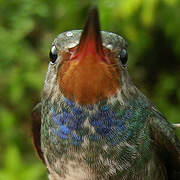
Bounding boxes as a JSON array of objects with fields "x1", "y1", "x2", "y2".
[
  {"x1": 57, "y1": 8, "x2": 121, "y2": 105},
  {"x1": 58, "y1": 53, "x2": 120, "y2": 105}
]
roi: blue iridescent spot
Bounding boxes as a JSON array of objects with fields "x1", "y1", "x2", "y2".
[
  {"x1": 121, "y1": 109, "x2": 133, "y2": 121},
  {"x1": 91, "y1": 110, "x2": 116, "y2": 128},
  {"x1": 91, "y1": 112, "x2": 101, "y2": 121},
  {"x1": 77, "y1": 113, "x2": 87, "y2": 120},
  {"x1": 117, "y1": 122, "x2": 125, "y2": 132},
  {"x1": 106, "y1": 132, "x2": 115, "y2": 140},
  {"x1": 96, "y1": 127, "x2": 111, "y2": 136},
  {"x1": 58, "y1": 133, "x2": 68, "y2": 139},
  {"x1": 103, "y1": 115, "x2": 115, "y2": 126},
  {"x1": 52, "y1": 113, "x2": 60, "y2": 124},
  {"x1": 91, "y1": 120, "x2": 104, "y2": 127},
  {"x1": 59, "y1": 125, "x2": 70, "y2": 135},
  {"x1": 108, "y1": 137, "x2": 122, "y2": 146},
  {"x1": 72, "y1": 107, "x2": 83, "y2": 114},
  {"x1": 52, "y1": 112, "x2": 69, "y2": 125},
  {"x1": 71, "y1": 134, "x2": 83, "y2": 146},
  {"x1": 67, "y1": 118, "x2": 84, "y2": 130},
  {"x1": 99, "y1": 105, "x2": 110, "y2": 112},
  {"x1": 57, "y1": 125, "x2": 71, "y2": 139},
  {"x1": 64, "y1": 98, "x2": 75, "y2": 107},
  {"x1": 105, "y1": 129, "x2": 124, "y2": 146},
  {"x1": 52, "y1": 111, "x2": 73, "y2": 125},
  {"x1": 62, "y1": 112, "x2": 73, "y2": 121}
]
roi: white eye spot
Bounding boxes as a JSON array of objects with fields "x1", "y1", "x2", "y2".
[
  {"x1": 106, "y1": 44, "x2": 113, "y2": 50},
  {"x1": 66, "y1": 31, "x2": 73, "y2": 37},
  {"x1": 51, "y1": 45, "x2": 57, "y2": 54}
]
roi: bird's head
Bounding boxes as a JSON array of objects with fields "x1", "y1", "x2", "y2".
[{"x1": 44, "y1": 8, "x2": 128, "y2": 105}]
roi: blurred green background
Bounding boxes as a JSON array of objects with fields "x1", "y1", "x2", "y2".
[{"x1": 0, "y1": 0, "x2": 180, "y2": 179}]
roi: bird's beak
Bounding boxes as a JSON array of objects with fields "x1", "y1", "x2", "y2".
[{"x1": 70, "y1": 8, "x2": 108, "y2": 63}]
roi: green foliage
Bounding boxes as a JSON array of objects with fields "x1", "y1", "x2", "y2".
[
  {"x1": 0, "y1": 0, "x2": 179, "y2": 179},
  {"x1": 0, "y1": 145, "x2": 45, "y2": 180}
]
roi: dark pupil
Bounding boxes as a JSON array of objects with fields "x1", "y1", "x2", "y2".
[
  {"x1": 49, "y1": 46, "x2": 58, "y2": 63},
  {"x1": 120, "y1": 49, "x2": 128, "y2": 65}
]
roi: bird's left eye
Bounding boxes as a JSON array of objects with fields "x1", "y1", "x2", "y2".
[
  {"x1": 119, "y1": 49, "x2": 128, "y2": 65},
  {"x1": 49, "y1": 45, "x2": 58, "y2": 64}
]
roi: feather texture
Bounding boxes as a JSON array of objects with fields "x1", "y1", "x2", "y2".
[{"x1": 31, "y1": 15, "x2": 180, "y2": 179}]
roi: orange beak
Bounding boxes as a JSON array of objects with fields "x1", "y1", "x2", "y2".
[{"x1": 70, "y1": 8, "x2": 108, "y2": 63}]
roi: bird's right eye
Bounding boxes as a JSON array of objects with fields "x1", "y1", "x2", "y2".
[
  {"x1": 49, "y1": 45, "x2": 58, "y2": 64},
  {"x1": 120, "y1": 49, "x2": 128, "y2": 65}
]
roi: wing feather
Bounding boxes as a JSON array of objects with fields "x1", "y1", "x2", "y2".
[
  {"x1": 149, "y1": 107, "x2": 180, "y2": 179},
  {"x1": 31, "y1": 103, "x2": 45, "y2": 163}
]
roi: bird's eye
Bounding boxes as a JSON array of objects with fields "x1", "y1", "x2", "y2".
[
  {"x1": 49, "y1": 45, "x2": 58, "y2": 64},
  {"x1": 119, "y1": 49, "x2": 128, "y2": 65}
]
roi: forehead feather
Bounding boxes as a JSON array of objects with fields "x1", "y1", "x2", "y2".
[{"x1": 53, "y1": 30, "x2": 127, "y2": 52}]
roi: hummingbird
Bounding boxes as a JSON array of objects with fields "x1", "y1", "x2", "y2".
[{"x1": 32, "y1": 8, "x2": 180, "y2": 180}]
